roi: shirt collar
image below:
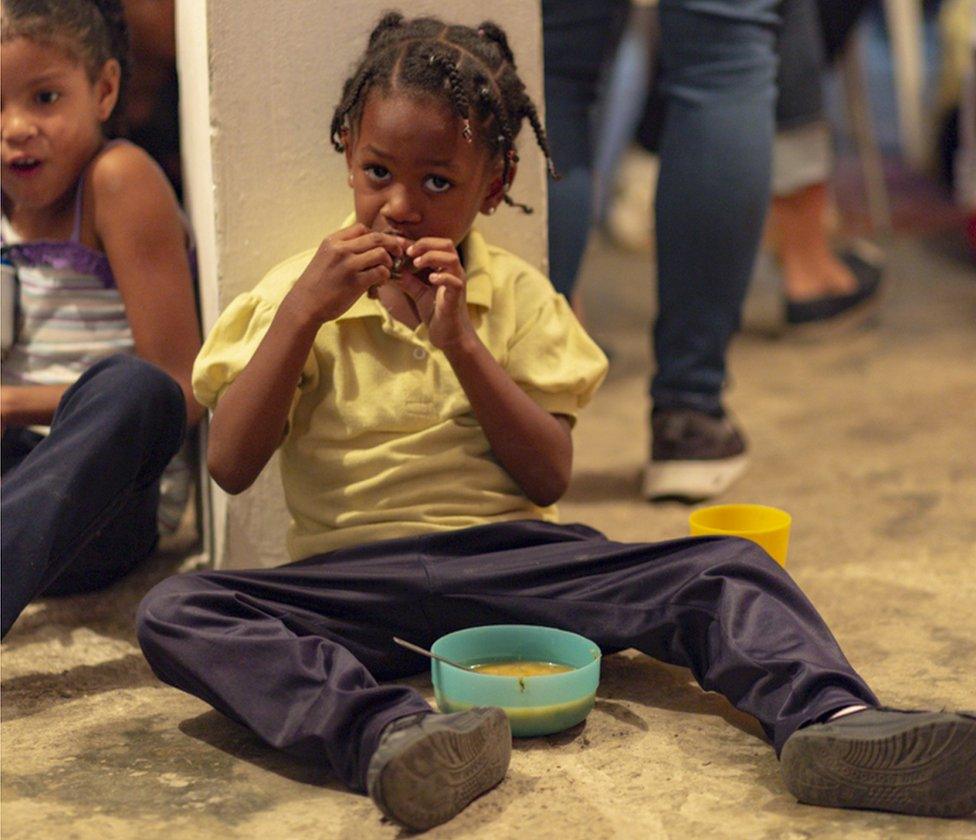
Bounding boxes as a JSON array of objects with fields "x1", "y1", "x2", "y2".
[{"x1": 336, "y1": 215, "x2": 493, "y2": 322}]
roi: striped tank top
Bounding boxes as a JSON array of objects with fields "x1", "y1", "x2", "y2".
[
  {"x1": 1, "y1": 172, "x2": 134, "y2": 383},
  {"x1": 1, "y1": 143, "x2": 193, "y2": 533}
]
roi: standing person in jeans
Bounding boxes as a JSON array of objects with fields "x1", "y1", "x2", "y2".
[{"x1": 544, "y1": 0, "x2": 778, "y2": 501}]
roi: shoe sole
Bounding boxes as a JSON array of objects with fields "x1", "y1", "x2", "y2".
[
  {"x1": 371, "y1": 707, "x2": 512, "y2": 831},
  {"x1": 781, "y1": 714, "x2": 976, "y2": 818},
  {"x1": 642, "y1": 454, "x2": 749, "y2": 502}
]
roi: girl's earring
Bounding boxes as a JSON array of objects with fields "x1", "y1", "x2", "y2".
[
  {"x1": 347, "y1": 173, "x2": 354, "y2": 186},
  {"x1": 486, "y1": 205, "x2": 496, "y2": 216}
]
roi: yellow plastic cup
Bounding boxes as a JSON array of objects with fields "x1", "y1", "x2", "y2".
[{"x1": 688, "y1": 504, "x2": 792, "y2": 566}]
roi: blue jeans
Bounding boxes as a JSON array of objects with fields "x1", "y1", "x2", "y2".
[
  {"x1": 544, "y1": 0, "x2": 780, "y2": 414},
  {"x1": 594, "y1": 0, "x2": 873, "y2": 198},
  {"x1": 542, "y1": 0, "x2": 629, "y2": 298},
  {"x1": 0, "y1": 355, "x2": 186, "y2": 638},
  {"x1": 652, "y1": 0, "x2": 779, "y2": 413}
]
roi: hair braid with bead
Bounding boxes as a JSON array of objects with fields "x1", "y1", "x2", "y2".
[{"x1": 330, "y1": 11, "x2": 560, "y2": 214}]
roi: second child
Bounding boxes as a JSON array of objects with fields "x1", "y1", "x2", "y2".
[{"x1": 1, "y1": 0, "x2": 202, "y2": 637}]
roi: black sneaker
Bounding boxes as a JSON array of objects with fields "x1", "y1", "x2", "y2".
[
  {"x1": 781, "y1": 708, "x2": 976, "y2": 818},
  {"x1": 643, "y1": 408, "x2": 749, "y2": 502},
  {"x1": 366, "y1": 707, "x2": 511, "y2": 831}
]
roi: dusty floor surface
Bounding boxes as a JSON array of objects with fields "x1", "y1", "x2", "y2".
[{"x1": 2, "y1": 230, "x2": 975, "y2": 839}]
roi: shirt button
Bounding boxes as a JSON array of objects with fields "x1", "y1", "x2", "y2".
[{"x1": 412, "y1": 347, "x2": 426, "y2": 360}]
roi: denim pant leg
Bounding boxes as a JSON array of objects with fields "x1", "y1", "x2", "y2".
[
  {"x1": 651, "y1": 0, "x2": 780, "y2": 414},
  {"x1": 776, "y1": 0, "x2": 826, "y2": 130},
  {"x1": 0, "y1": 355, "x2": 186, "y2": 638},
  {"x1": 592, "y1": 2, "x2": 660, "y2": 225},
  {"x1": 39, "y1": 479, "x2": 162, "y2": 597},
  {"x1": 543, "y1": 0, "x2": 628, "y2": 297},
  {"x1": 1, "y1": 427, "x2": 45, "y2": 474}
]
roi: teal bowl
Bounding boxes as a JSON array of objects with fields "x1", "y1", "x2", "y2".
[{"x1": 431, "y1": 624, "x2": 602, "y2": 737}]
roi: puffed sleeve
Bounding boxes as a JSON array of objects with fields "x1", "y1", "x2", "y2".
[
  {"x1": 191, "y1": 291, "x2": 319, "y2": 431},
  {"x1": 505, "y1": 273, "x2": 608, "y2": 421}
]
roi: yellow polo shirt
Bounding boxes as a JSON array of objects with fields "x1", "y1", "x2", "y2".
[{"x1": 193, "y1": 228, "x2": 608, "y2": 560}]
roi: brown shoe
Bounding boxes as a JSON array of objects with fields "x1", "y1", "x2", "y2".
[{"x1": 643, "y1": 408, "x2": 749, "y2": 502}]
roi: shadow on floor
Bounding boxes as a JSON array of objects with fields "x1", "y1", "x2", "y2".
[{"x1": 179, "y1": 711, "x2": 345, "y2": 790}]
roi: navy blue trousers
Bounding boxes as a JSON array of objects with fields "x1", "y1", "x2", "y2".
[
  {"x1": 137, "y1": 520, "x2": 878, "y2": 792},
  {"x1": 1, "y1": 355, "x2": 186, "y2": 638}
]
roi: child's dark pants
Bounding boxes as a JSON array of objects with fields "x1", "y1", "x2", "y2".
[
  {"x1": 137, "y1": 520, "x2": 878, "y2": 791},
  {"x1": 1, "y1": 355, "x2": 186, "y2": 638}
]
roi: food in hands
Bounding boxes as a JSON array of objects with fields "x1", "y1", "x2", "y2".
[{"x1": 390, "y1": 251, "x2": 433, "y2": 285}]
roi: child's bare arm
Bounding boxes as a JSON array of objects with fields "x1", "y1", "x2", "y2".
[
  {"x1": 92, "y1": 144, "x2": 203, "y2": 427},
  {"x1": 206, "y1": 225, "x2": 402, "y2": 493},
  {"x1": 445, "y1": 335, "x2": 573, "y2": 506},
  {"x1": 206, "y1": 297, "x2": 321, "y2": 494},
  {"x1": 407, "y1": 238, "x2": 573, "y2": 505},
  {"x1": 0, "y1": 384, "x2": 69, "y2": 431}
]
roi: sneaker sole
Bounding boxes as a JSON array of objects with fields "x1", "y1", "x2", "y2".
[
  {"x1": 371, "y1": 707, "x2": 512, "y2": 831},
  {"x1": 781, "y1": 714, "x2": 976, "y2": 818},
  {"x1": 642, "y1": 454, "x2": 749, "y2": 502}
]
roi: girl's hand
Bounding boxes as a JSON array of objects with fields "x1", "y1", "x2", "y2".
[
  {"x1": 396, "y1": 237, "x2": 476, "y2": 351},
  {"x1": 288, "y1": 224, "x2": 404, "y2": 325}
]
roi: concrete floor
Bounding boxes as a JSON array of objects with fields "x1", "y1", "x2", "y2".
[{"x1": 2, "y1": 227, "x2": 975, "y2": 839}]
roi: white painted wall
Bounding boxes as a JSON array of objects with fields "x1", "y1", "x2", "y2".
[{"x1": 177, "y1": 0, "x2": 548, "y2": 568}]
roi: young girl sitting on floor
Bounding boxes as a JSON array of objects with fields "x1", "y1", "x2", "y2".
[
  {"x1": 1, "y1": 0, "x2": 202, "y2": 638},
  {"x1": 136, "y1": 11, "x2": 975, "y2": 832}
]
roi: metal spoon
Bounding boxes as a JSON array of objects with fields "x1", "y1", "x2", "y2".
[{"x1": 393, "y1": 637, "x2": 477, "y2": 671}]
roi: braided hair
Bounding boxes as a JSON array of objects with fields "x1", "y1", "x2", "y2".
[
  {"x1": 330, "y1": 11, "x2": 559, "y2": 214},
  {"x1": 1, "y1": 0, "x2": 131, "y2": 137}
]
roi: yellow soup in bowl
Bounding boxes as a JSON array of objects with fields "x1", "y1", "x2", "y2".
[{"x1": 471, "y1": 661, "x2": 574, "y2": 677}]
